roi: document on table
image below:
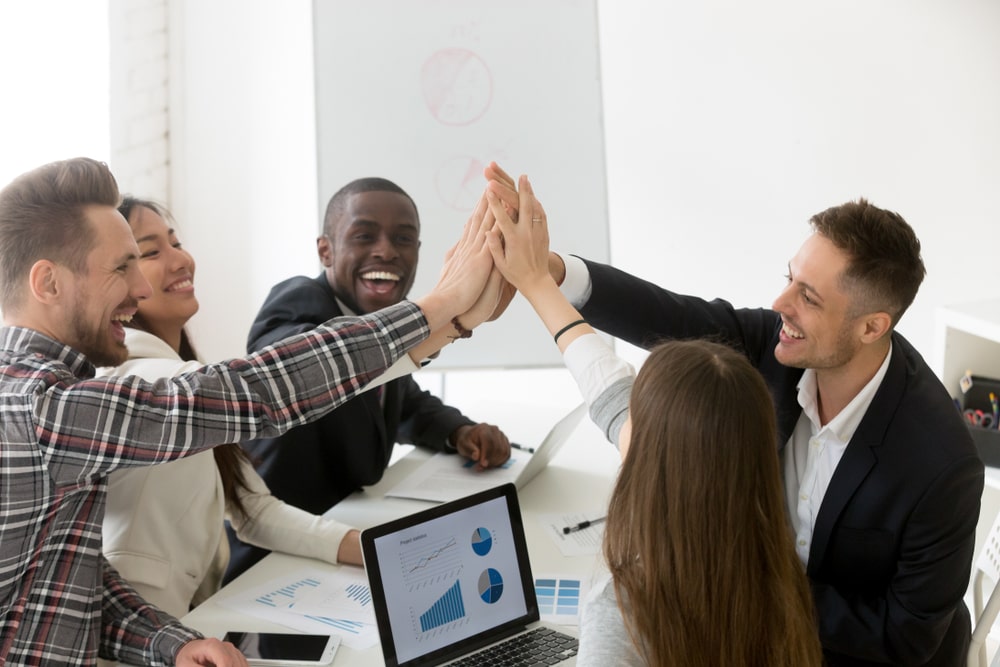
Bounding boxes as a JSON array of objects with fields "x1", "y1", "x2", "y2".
[
  {"x1": 214, "y1": 568, "x2": 379, "y2": 650},
  {"x1": 539, "y1": 511, "x2": 606, "y2": 557},
  {"x1": 384, "y1": 450, "x2": 525, "y2": 503}
]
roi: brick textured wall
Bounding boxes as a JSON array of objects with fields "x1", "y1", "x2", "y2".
[{"x1": 108, "y1": 0, "x2": 170, "y2": 203}]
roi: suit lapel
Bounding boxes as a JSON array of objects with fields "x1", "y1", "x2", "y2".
[{"x1": 807, "y1": 338, "x2": 906, "y2": 573}]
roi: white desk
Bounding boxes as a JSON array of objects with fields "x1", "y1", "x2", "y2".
[{"x1": 181, "y1": 413, "x2": 619, "y2": 665}]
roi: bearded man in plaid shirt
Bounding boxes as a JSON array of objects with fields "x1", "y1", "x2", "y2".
[{"x1": 0, "y1": 157, "x2": 499, "y2": 666}]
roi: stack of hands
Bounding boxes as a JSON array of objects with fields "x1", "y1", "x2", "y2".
[{"x1": 424, "y1": 161, "x2": 563, "y2": 338}]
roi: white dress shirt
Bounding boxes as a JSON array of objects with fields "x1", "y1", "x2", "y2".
[{"x1": 783, "y1": 346, "x2": 892, "y2": 566}]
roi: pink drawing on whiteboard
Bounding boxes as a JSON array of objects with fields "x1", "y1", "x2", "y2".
[
  {"x1": 421, "y1": 49, "x2": 493, "y2": 126},
  {"x1": 435, "y1": 156, "x2": 487, "y2": 211}
]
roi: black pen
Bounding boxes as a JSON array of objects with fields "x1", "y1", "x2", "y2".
[
  {"x1": 510, "y1": 442, "x2": 535, "y2": 454},
  {"x1": 562, "y1": 516, "x2": 606, "y2": 534}
]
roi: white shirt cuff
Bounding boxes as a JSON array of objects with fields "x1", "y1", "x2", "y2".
[{"x1": 559, "y1": 254, "x2": 593, "y2": 308}]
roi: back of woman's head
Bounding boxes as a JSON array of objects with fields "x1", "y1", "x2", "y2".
[{"x1": 605, "y1": 340, "x2": 822, "y2": 666}]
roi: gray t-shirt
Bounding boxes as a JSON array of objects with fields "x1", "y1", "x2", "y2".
[{"x1": 577, "y1": 573, "x2": 645, "y2": 667}]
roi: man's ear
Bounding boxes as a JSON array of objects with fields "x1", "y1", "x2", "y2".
[
  {"x1": 860, "y1": 311, "x2": 893, "y2": 344},
  {"x1": 27, "y1": 260, "x2": 63, "y2": 305},
  {"x1": 317, "y1": 235, "x2": 333, "y2": 267}
]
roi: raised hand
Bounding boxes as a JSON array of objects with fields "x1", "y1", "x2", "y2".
[
  {"x1": 416, "y1": 189, "x2": 495, "y2": 331},
  {"x1": 485, "y1": 175, "x2": 553, "y2": 296},
  {"x1": 484, "y1": 161, "x2": 520, "y2": 221}
]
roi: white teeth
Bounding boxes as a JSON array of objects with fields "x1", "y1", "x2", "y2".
[
  {"x1": 112, "y1": 314, "x2": 133, "y2": 323},
  {"x1": 361, "y1": 271, "x2": 400, "y2": 282},
  {"x1": 167, "y1": 279, "x2": 192, "y2": 291},
  {"x1": 782, "y1": 323, "x2": 804, "y2": 339}
]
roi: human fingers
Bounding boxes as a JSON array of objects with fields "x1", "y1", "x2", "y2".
[
  {"x1": 477, "y1": 427, "x2": 511, "y2": 469},
  {"x1": 485, "y1": 182, "x2": 550, "y2": 291},
  {"x1": 175, "y1": 638, "x2": 249, "y2": 667},
  {"x1": 487, "y1": 179, "x2": 520, "y2": 220},
  {"x1": 460, "y1": 266, "x2": 505, "y2": 330},
  {"x1": 484, "y1": 161, "x2": 517, "y2": 190}
]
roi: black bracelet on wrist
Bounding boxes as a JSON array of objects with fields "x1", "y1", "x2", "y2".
[{"x1": 553, "y1": 319, "x2": 587, "y2": 344}]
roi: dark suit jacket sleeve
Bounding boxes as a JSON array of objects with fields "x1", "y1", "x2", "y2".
[
  {"x1": 394, "y1": 375, "x2": 474, "y2": 452},
  {"x1": 579, "y1": 257, "x2": 779, "y2": 364}
]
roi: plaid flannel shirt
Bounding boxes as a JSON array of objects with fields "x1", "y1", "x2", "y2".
[{"x1": 0, "y1": 301, "x2": 426, "y2": 666}]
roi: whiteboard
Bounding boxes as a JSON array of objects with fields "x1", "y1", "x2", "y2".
[{"x1": 313, "y1": 0, "x2": 609, "y2": 369}]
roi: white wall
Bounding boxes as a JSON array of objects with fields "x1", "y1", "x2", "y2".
[
  {"x1": 595, "y1": 0, "x2": 1000, "y2": 384},
  {"x1": 164, "y1": 0, "x2": 1000, "y2": 410},
  {"x1": 167, "y1": 1, "x2": 319, "y2": 362},
  {"x1": 0, "y1": 1, "x2": 110, "y2": 186}
]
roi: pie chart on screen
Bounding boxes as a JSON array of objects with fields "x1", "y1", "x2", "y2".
[
  {"x1": 478, "y1": 568, "x2": 504, "y2": 604},
  {"x1": 471, "y1": 527, "x2": 492, "y2": 556}
]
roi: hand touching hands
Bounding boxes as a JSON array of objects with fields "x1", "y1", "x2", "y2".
[
  {"x1": 484, "y1": 173, "x2": 556, "y2": 299},
  {"x1": 414, "y1": 189, "x2": 495, "y2": 332},
  {"x1": 482, "y1": 162, "x2": 595, "y2": 351}
]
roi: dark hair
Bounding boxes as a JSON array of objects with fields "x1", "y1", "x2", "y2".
[
  {"x1": 118, "y1": 195, "x2": 253, "y2": 520},
  {"x1": 809, "y1": 197, "x2": 925, "y2": 325},
  {"x1": 321, "y1": 177, "x2": 418, "y2": 237},
  {"x1": 604, "y1": 340, "x2": 822, "y2": 666},
  {"x1": 0, "y1": 157, "x2": 120, "y2": 313}
]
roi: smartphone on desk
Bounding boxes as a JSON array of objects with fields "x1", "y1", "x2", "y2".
[{"x1": 220, "y1": 631, "x2": 340, "y2": 665}]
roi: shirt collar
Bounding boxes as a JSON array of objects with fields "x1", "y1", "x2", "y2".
[
  {"x1": 796, "y1": 342, "x2": 893, "y2": 443},
  {"x1": 0, "y1": 326, "x2": 97, "y2": 379},
  {"x1": 335, "y1": 297, "x2": 358, "y2": 317}
]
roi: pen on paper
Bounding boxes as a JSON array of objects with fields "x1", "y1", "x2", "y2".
[
  {"x1": 510, "y1": 442, "x2": 535, "y2": 454},
  {"x1": 563, "y1": 516, "x2": 606, "y2": 534}
]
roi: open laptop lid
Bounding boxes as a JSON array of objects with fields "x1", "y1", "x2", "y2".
[
  {"x1": 514, "y1": 402, "x2": 587, "y2": 490},
  {"x1": 361, "y1": 483, "x2": 539, "y2": 667},
  {"x1": 384, "y1": 402, "x2": 588, "y2": 504}
]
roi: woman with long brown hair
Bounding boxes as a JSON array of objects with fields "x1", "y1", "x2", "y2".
[
  {"x1": 595, "y1": 340, "x2": 822, "y2": 665},
  {"x1": 484, "y1": 172, "x2": 823, "y2": 666}
]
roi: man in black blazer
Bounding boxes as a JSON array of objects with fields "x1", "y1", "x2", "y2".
[
  {"x1": 224, "y1": 177, "x2": 511, "y2": 582},
  {"x1": 543, "y1": 198, "x2": 983, "y2": 666}
]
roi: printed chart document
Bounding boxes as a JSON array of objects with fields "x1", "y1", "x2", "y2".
[
  {"x1": 215, "y1": 568, "x2": 379, "y2": 650},
  {"x1": 533, "y1": 573, "x2": 589, "y2": 625}
]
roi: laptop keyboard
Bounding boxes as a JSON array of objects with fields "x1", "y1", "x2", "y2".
[{"x1": 447, "y1": 627, "x2": 578, "y2": 666}]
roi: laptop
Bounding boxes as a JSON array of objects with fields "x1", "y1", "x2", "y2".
[
  {"x1": 385, "y1": 403, "x2": 588, "y2": 503},
  {"x1": 361, "y1": 483, "x2": 579, "y2": 666}
]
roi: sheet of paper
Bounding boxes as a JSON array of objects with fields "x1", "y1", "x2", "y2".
[
  {"x1": 538, "y1": 512, "x2": 605, "y2": 557},
  {"x1": 384, "y1": 450, "x2": 528, "y2": 502},
  {"x1": 533, "y1": 573, "x2": 589, "y2": 626},
  {"x1": 214, "y1": 568, "x2": 379, "y2": 650}
]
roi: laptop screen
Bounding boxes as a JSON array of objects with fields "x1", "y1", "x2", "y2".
[{"x1": 362, "y1": 483, "x2": 539, "y2": 666}]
